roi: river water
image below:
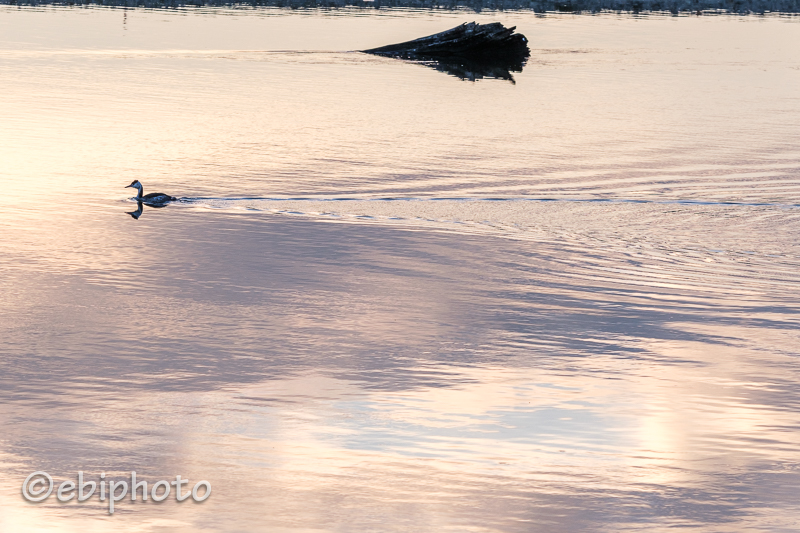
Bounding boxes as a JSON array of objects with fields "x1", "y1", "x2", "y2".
[{"x1": 1, "y1": 6, "x2": 799, "y2": 532}]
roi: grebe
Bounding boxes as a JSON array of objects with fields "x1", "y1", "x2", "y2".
[{"x1": 126, "y1": 180, "x2": 176, "y2": 204}]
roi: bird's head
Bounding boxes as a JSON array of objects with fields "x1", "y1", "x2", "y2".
[{"x1": 126, "y1": 180, "x2": 142, "y2": 189}]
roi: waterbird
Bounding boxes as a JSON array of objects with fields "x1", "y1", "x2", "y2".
[{"x1": 126, "y1": 180, "x2": 176, "y2": 204}]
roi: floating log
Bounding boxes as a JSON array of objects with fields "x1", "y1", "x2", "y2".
[
  {"x1": 362, "y1": 22, "x2": 529, "y2": 82},
  {"x1": 362, "y1": 22, "x2": 530, "y2": 63}
]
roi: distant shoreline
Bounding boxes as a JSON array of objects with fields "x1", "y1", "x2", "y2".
[{"x1": 2, "y1": 0, "x2": 799, "y2": 15}]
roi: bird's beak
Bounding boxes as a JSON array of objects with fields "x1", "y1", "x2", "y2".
[{"x1": 125, "y1": 184, "x2": 134, "y2": 188}]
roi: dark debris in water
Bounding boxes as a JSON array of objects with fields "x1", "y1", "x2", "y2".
[{"x1": 362, "y1": 22, "x2": 530, "y2": 83}]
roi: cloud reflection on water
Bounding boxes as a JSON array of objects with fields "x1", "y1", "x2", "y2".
[{"x1": 1, "y1": 211, "x2": 799, "y2": 530}]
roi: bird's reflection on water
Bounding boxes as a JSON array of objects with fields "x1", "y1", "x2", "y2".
[
  {"x1": 126, "y1": 200, "x2": 170, "y2": 219},
  {"x1": 126, "y1": 201, "x2": 144, "y2": 219}
]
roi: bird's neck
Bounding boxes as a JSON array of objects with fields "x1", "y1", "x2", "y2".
[{"x1": 135, "y1": 185, "x2": 143, "y2": 198}]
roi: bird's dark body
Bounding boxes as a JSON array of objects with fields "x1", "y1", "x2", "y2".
[
  {"x1": 126, "y1": 180, "x2": 176, "y2": 205},
  {"x1": 141, "y1": 192, "x2": 176, "y2": 203}
]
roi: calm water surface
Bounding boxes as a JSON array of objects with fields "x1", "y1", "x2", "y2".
[{"x1": 1, "y1": 7, "x2": 800, "y2": 532}]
